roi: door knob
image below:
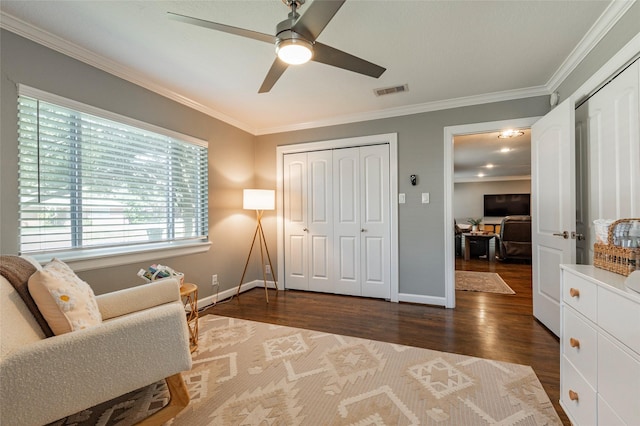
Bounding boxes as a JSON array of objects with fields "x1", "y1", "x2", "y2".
[
  {"x1": 303, "y1": 228, "x2": 308, "y2": 232},
  {"x1": 361, "y1": 228, "x2": 367, "y2": 232},
  {"x1": 553, "y1": 231, "x2": 569, "y2": 239},
  {"x1": 571, "y1": 232, "x2": 585, "y2": 240}
]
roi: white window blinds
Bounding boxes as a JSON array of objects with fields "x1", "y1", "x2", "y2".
[{"x1": 17, "y1": 90, "x2": 208, "y2": 255}]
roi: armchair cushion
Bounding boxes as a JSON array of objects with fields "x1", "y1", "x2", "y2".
[
  {"x1": 28, "y1": 258, "x2": 102, "y2": 335},
  {"x1": 96, "y1": 278, "x2": 180, "y2": 320}
]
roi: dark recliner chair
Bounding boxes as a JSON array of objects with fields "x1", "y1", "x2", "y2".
[{"x1": 497, "y1": 215, "x2": 532, "y2": 261}]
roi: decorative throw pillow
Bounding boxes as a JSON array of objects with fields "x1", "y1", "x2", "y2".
[{"x1": 28, "y1": 258, "x2": 102, "y2": 335}]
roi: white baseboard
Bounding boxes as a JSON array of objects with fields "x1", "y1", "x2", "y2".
[
  {"x1": 196, "y1": 279, "x2": 278, "y2": 310},
  {"x1": 196, "y1": 283, "x2": 446, "y2": 311},
  {"x1": 398, "y1": 292, "x2": 446, "y2": 307}
]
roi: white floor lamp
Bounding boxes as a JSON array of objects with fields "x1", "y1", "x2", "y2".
[{"x1": 236, "y1": 189, "x2": 278, "y2": 303}]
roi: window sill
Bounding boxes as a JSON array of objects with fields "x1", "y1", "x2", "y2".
[{"x1": 29, "y1": 240, "x2": 212, "y2": 272}]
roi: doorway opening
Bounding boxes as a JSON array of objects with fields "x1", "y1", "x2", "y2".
[{"x1": 443, "y1": 117, "x2": 540, "y2": 309}]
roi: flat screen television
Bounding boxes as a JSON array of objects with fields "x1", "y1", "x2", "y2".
[{"x1": 483, "y1": 193, "x2": 530, "y2": 217}]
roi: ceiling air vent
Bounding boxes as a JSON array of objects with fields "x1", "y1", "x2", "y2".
[{"x1": 374, "y1": 84, "x2": 409, "y2": 97}]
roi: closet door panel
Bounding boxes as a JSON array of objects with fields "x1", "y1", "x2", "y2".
[
  {"x1": 283, "y1": 153, "x2": 309, "y2": 290},
  {"x1": 588, "y1": 60, "x2": 640, "y2": 222},
  {"x1": 364, "y1": 236, "x2": 384, "y2": 282},
  {"x1": 333, "y1": 148, "x2": 361, "y2": 295},
  {"x1": 360, "y1": 145, "x2": 391, "y2": 299},
  {"x1": 289, "y1": 235, "x2": 306, "y2": 277},
  {"x1": 338, "y1": 236, "x2": 357, "y2": 280},
  {"x1": 308, "y1": 151, "x2": 333, "y2": 292}
]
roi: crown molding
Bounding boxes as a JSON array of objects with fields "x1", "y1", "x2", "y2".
[
  {"x1": 254, "y1": 85, "x2": 548, "y2": 135},
  {"x1": 545, "y1": 0, "x2": 636, "y2": 93},
  {"x1": 0, "y1": 11, "x2": 256, "y2": 135}
]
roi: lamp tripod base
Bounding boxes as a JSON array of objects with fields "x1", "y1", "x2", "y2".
[{"x1": 236, "y1": 210, "x2": 278, "y2": 303}]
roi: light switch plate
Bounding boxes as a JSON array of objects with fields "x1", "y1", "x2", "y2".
[
  {"x1": 422, "y1": 192, "x2": 430, "y2": 204},
  {"x1": 399, "y1": 193, "x2": 406, "y2": 204}
]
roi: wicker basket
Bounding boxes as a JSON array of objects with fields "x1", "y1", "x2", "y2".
[{"x1": 593, "y1": 218, "x2": 640, "y2": 276}]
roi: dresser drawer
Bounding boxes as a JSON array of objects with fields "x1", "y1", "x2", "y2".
[
  {"x1": 561, "y1": 356, "x2": 597, "y2": 426},
  {"x1": 562, "y1": 269, "x2": 597, "y2": 319},
  {"x1": 597, "y1": 286, "x2": 640, "y2": 355},
  {"x1": 562, "y1": 306, "x2": 597, "y2": 387},
  {"x1": 598, "y1": 333, "x2": 640, "y2": 424}
]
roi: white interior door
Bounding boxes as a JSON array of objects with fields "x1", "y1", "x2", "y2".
[
  {"x1": 531, "y1": 98, "x2": 576, "y2": 337},
  {"x1": 285, "y1": 144, "x2": 391, "y2": 298},
  {"x1": 307, "y1": 150, "x2": 333, "y2": 293},
  {"x1": 283, "y1": 153, "x2": 308, "y2": 290},
  {"x1": 333, "y1": 148, "x2": 361, "y2": 296},
  {"x1": 360, "y1": 144, "x2": 391, "y2": 299}
]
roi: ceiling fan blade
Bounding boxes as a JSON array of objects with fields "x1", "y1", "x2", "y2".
[
  {"x1": 259, "y1": 59, "x2": 289, "y2": 93},
  {"x1": 312, "y1": 42, "x2": 386, "y2": 78},
  {"x1": 168, "y1": 12, "x2": 276, "y2": 44},
  {"x1": 292, "y1": 0, "x2": 345, "y2": 41}
]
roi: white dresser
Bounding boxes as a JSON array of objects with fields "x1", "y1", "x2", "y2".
[{"x1": 560, "y1": 265, "x2": 640, "y2": 425}]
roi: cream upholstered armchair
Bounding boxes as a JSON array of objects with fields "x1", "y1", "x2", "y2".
[{"x1": 0, "y1": 256, "x2": 192, "y2": 426}]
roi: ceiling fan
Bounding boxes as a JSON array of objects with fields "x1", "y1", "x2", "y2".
[{"x1": 168, "y1": 0, "x2": 386, "y2": 93}]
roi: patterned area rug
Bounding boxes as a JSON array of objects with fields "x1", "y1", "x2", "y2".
[
  {"x1": 456, "y1": 271, "x2": 516, "y2": 294},
  {"x1": 52, "y1": 315, "x2": 559, "y2": 425}
]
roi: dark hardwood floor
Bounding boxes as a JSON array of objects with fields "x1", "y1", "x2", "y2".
[{"x1": 202, "y1": 257, "x2": 569, "y2": 425}]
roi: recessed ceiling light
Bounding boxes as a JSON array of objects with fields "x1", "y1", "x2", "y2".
[
  {"x1": 498, "y1": 129, "x2": 524, "y2": 139},
  {"x1": 500, "y1": 147, "x2": 511, "y2": 153},
  {"x1": 477, "y1": 173, "x2": 485, "y2": 177},
  {"x1": 486, "y1": 163, "x2": 494, "y2": 168}
]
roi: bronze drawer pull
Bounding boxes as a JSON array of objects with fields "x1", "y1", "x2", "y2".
[
  {"x1": 569, "y1": 390, "x2": 579, "y2": 401},
  {"x1": 569, "y1": 287, "x2": 580, "y2": 298},
  {"x1": 569, "y1": 338, "x2": 580, "y2": 349}
]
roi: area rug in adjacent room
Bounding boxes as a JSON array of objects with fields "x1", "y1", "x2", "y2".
[
  {"x1": 456, "y1": 270, "x2": 516, "y2": 294},
  {"x1": 52, "y1": 315, "x2": 559, "y2": 425}
]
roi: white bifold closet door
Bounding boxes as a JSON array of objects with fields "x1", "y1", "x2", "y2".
[
  {"x1": 283, "y1": 150, "x2": 333, "y2": 293},
  {"x1": 283, "y1": 144, "x2": 390, "y2": 299}
]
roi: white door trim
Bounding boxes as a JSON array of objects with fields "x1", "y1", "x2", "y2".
[
  {"x1": 443, "y1": 117, "x2": 541, "y2": 309},
  {"x1": 276, "y1": 133, "x2": 399, "y2": 302}
]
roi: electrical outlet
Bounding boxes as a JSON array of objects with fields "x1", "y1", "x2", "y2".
[
  {"x1": 265, "y1": 264, "x2": 271, "y2": 274},
  {"x1": 212, "y1": 274, "x2": 218, "y2": 286}
]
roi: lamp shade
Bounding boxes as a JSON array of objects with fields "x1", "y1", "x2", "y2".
[{"x1": 243, "y1": 189, "x2": 275, "y2": 211}]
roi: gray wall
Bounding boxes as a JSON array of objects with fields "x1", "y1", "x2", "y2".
[
  {"x1": 255, "y1": 99, "x2": 550, "y2": 298},
  {"x1": 0, "y1": 30, "x2": 258, "y2": 297},
  {"x1": 454, "y1": 179, "x2": 531, "y2": 224}
]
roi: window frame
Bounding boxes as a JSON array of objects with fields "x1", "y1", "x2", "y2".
[{"x1": 17, "y1": 85, "x2": 211, "y2": 271}]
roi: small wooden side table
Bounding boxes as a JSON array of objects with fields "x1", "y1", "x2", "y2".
[{"x1": 180, "y1": 283, "x2": 199, "y2": 353}]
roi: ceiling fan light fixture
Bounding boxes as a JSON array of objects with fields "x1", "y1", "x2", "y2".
[{"x1": 276, "y1": 37, "x2": 313, "y2": 65}]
